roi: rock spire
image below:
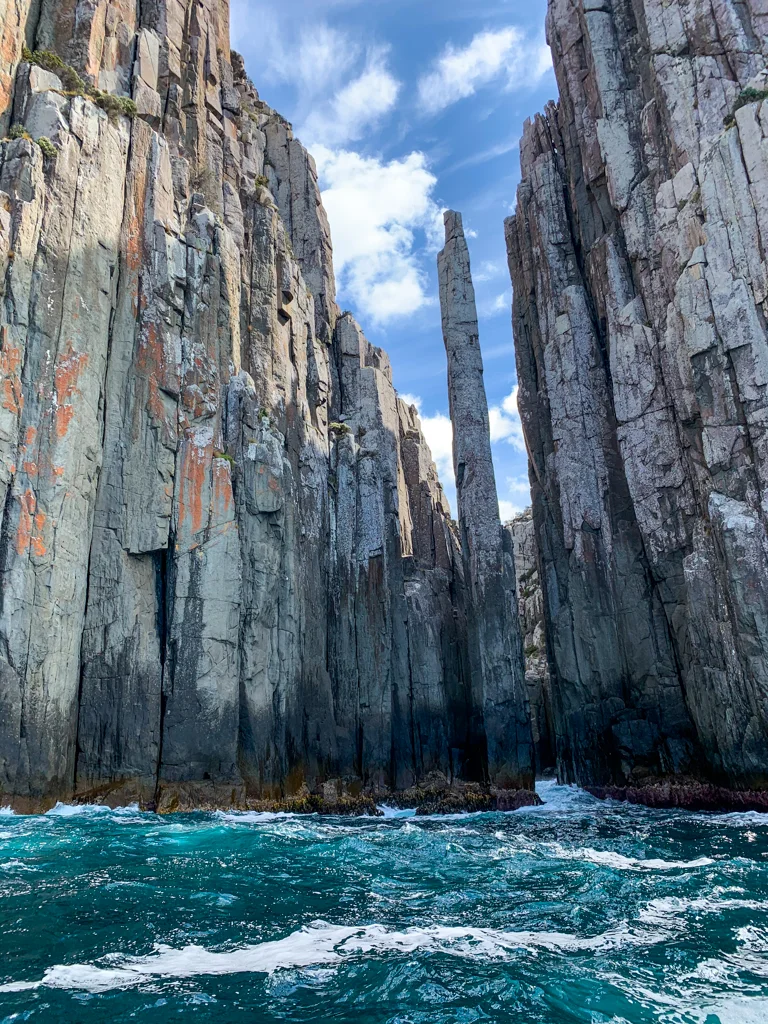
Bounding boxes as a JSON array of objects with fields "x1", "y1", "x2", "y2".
[{"x1": 438, "y1": 210, "x2": 535, "y2": 794}]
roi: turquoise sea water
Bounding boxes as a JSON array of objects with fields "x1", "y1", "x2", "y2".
[{"x1": 1, "y1": 782, "x2": 767, "y2": 1023}]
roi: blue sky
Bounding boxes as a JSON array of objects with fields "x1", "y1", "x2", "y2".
[{"x1": 230, "y1": 0, "x2": 555, "y2": 518}]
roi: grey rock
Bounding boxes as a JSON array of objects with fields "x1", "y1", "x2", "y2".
[
  {"x1": 507, "y1": 0, "x2": 768, "y2": 801},
  {"x1": 438, "y1": 211, "x2": 535, "y2": 792},
  {"x1": 506, "y1": 510, "x2": 555, "y2": 775},
  {"x1": 0, "y1": 0, "x2": 535, "y2": 811}
]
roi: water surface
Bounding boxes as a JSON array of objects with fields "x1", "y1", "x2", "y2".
[{"x1": 1, "y1": 782, "x2": 767, "y2": 1022}]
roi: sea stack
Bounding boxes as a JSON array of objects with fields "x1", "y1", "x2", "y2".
[{"x1": 438, "y1": 210, "x2": 535, "y2": 798}]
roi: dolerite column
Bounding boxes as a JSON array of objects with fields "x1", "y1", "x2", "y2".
[{"x1": 438, "y1": 210, "x2": 535, "y2": 801}]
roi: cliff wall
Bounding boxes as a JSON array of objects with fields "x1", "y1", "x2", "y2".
[
  {"x1": 507, "y1": 0, "x2": 768, "y2": 806},
  {"x1": 0, "y1": 0, "x2": 534, "y2": 811}
]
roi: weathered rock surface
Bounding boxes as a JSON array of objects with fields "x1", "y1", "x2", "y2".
[
  {"x1": 507, "y1": 0, "x2": 768, "y2": 804},
  {"x1": 439, "y1": 211, "x2": 535, "y2": 794},
  {"x1": 0, "y1": 0, "x2": 534, "y2": 811},
  {"x1": 506, "y1": 510, "x2": 555, "y2": 775}
]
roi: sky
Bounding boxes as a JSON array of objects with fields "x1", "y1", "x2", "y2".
[{"x1": 230, "y1": 0, "x2": 555, "y2": 519}]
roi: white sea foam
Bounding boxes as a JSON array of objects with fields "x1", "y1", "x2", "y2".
[
  {"x1": 529, "y1": 780, "x2": 602, "y2": 812},
  {"x1": 543, "y1": 843, "x2": 714, "y2": 872},
  {"x1": 0, "y1": 806, "x2": 16, "y2": 816},
  {"x1": 0, "y1": 919, "x2": 670, "y2": 994},
  {"x1": 637, "y1": 894, "x2": 767, "y2": 929},
  {"x1": 0, "y1": 859, "x2": 36, "y2": 872},
  {"x1": 377, "y1": 806, "x2": 417, "y2": 819},
  {"x1": 214, "y1": 810, "x2": 296, "y2": 824},
  {"x1": 700, "y1": 809, "x2": 768, "y2": 825},
  {"x1": 44, "y1": 802, "x2": 142, "y2": 817},
  {"x1": 700, "y1": 998, "x2": 768, "y2": 1024}
]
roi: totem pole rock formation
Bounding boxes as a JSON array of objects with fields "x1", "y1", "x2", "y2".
[{"x1": 438, "y1": 211, "x2": 535, "y2": 797}]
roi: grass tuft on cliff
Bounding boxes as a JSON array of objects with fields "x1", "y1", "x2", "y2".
[
  {"x1": 36, "y1": 136, "x2": 57, "y2": 159},
  {"x1": 8, "y1": 122, "x2": 31, "y2": 141},
  {"x1": 21, "y1": 46, "x2": 137, "y2": 123},
  {"x1": 725, "y1": 85, "x2": 768, "y2": 127}
]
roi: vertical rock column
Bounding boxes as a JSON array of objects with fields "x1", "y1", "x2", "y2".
[
  {"x1": 438, "y1": 210, "x2": 535, "y2": 796},
  {"x1": 506, "y1": 511, "x2": 555, "y2": 775}
]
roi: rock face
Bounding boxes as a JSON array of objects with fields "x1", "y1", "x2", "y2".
[
  {"x1": 438, "y1": 211, "x2": 535, "y2": 793},
  {"x1": 0, "y1": 0, "x2": 534, "y2": 812},
  {"x1": 506, "y1": 511, "x2": 554, "y2": 775},
  {"x1": 507, "y1": 0, "x2": 768, "y2": 803}
]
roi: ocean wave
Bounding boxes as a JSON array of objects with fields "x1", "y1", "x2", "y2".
[
  {"x1": 637, "y1": 894, "x2": 768, "y2": 929},
  {"x1": 213, "y1": 810, "x2": 296, "y2": 824},
  {"x1": 542, "y1": 843, "x2": 715, "y2": 871},
  {"x1": 529, "y1": 781, "x2": 603, "y2": 812},
  {"x1": 0, "y1": 919, "x2": 669, "y2": 994},
  {"x1": 377, "y1": 806, "x2": 417, "y2": 819},
  {"x1": 700, "y1": 998, "x2": 768, "y2": 1024},
  {"x1": 0, "y1": 859, "x2": 36, "y2": 873},
  {"x1": 44, "y1": 803, "x2": 142, "y2": 818},
  {"x1": 698, "y1": 809, "x2": 768, "y2": 825}
]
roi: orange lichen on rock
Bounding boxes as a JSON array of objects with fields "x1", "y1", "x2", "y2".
[
  {"x1": 178, "y1": 436, "x2": 211, "y2": 541},
  {"x1": 15, "y1": 489, "x2": 46, "y2": 557},
  {"x1": 31, "y1": 509, "x2": 47, "y2": 556},
  {"x1": 1, "y1": 341, "x2": 23, "y2": 416},
  {"x1": 53, "y1": 342, "x2": 89, "y2": 438},
  {"x1": 0, "y1": 10, "x2": 23, "y2": 126}
]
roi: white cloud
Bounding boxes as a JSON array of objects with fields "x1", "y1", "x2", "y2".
[
  {"x1": 314, "y1": 146, "x2": 441, "y2": 322},
  {"x1": 398, "y1": 393, "x2": 422, "y2": 409},
  {"x1": 291, "y1": 25, "x2": 356, "y2": 97},
  {"x1": 488, "y1": 385, "x2": 526, "y2": 452},
  {"x1": 418, "y1": 28, "x2": 552, "y2": 114},
  {"x1": 499, "y1": 474, "x2": 531, "y2": 523},
  {"x1": 506, "y1": 474, "x2": 531, "y2": 497},
  {"x1": 499, "y1": 500, "x2": 525, "y2": 522},
  {"x1": 397, "y1": 393, "x2": 456, "y2": 510},
  {"x1": 451, "y1": 136, "x2": 519, "y2": 171},
  {"x1": 420, "y1": 411, "x2": 455, "y2": 490},
  {"x1": 233, "y1": 15, "x2": 356, "y2": 97},
  {"x1": 480, "y1": 291, "x2": 510, "y2": 318},
  {"x1": 301, "y1": 48, "x2": 400, "y2": 147},
  {"x1": 474, "y1": 260, "x2": 504, "y2": 283},
  {"x1": 238, "y1": 18, "x2": 400, "y2": 149}
]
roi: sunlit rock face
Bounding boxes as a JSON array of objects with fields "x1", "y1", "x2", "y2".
[
  {"x1": 0, "y1": 0, "x2": 536, "y2": 812},
  {"x1": 507, "y1": 0, "x2": 768, "y2": 805}
]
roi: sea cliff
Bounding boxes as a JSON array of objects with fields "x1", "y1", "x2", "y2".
[
  {"x1": 507, "y1": 0, "x2": 768, "y2": 809},
  {"x1": 0, "y1": 0, "x2": 535, "y2": 812}
]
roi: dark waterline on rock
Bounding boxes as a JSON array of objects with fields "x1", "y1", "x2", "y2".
[{"x1": 1, "y1": 781, "x2": 767, "y2": 1022}]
